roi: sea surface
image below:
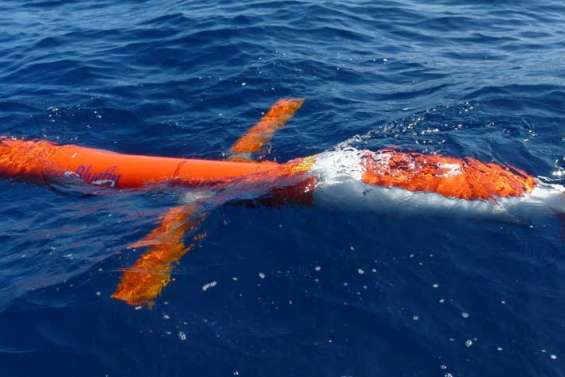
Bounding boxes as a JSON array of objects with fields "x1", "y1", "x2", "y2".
[{"x1": 1, "y1": 1, "x2": 564, "y2": 376}]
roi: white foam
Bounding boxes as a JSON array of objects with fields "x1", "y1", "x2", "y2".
[
  {"x1": 182, "y1": 190, "x2": 215, "y2": 204},
  {"x1": 311, "y1": 149, "x2": 364, "y2": 183}
]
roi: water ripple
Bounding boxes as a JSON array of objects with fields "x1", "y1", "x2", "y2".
[{"x1": 1, "y1": 0, "x2": 565, "y2": 376}]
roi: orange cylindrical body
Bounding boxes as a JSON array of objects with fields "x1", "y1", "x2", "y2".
[
  {"x1": 1, "y1": 139, "x2": 538, "y2": 201},
  {"x1": 0, "y1": 138, "x2": 284, "y2": 189}
]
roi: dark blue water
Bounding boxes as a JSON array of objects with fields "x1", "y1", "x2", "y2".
[{"x1": 1, "y1": 1, "x2": 564, "y2": 376}]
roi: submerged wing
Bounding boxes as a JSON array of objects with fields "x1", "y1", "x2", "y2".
[
  {"x1": 112, "y1": 98, "x2": 304, "y2": 307},
  {"x1": 112, "y1": 204, "x2": 208, "y2": 306},
  {"x1": 229, "y1": 98, "x2": 304, "y2": 161}
]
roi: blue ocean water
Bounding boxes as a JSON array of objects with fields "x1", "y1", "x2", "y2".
[{"x1": 1, "y1": 0, "x2": 564, "y2": 376}]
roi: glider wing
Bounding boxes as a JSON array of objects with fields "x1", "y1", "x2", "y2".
[{"x1": 112, "y1": 98, "x2": 305, "y2": 306}]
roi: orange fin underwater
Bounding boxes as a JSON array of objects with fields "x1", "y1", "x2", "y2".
[
  {"x1": 229, "y1": 98, "x2": 304, "y2": 161},
  {"x1": 112, "y1": 204, "x2": 207, "y2": 307}
]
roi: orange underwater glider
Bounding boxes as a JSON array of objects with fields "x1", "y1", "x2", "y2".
[{"x1": 0, "y1": 99, "x2": 563, "y2": 306}]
